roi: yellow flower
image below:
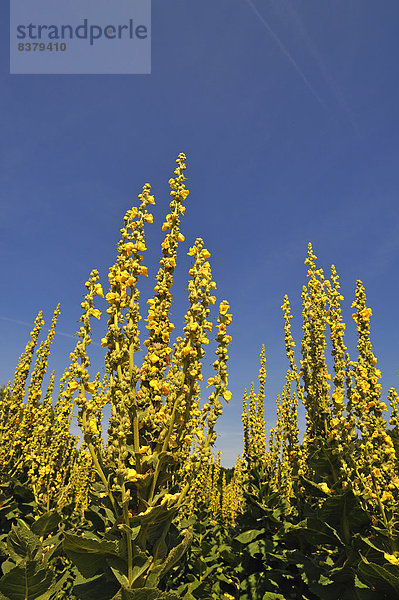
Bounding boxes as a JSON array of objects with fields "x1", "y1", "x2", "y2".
[
  {"x1": 381, "y1": 490, "x2": 394, "y2": 503},
  {"x1": 319, "y1": 482, "x2": 331, "y2": 494},
  {"x1": 177, "y1": 233, "x2": 185, "y2": 242},
  {"x1": 384, "y1": 553, "x2": 399, "y2": 565},
  {"x1": 147, "y1": 195, "x2": 155, "y2": 204},
  {"x1": 126, "y1": 468, "x2": 145, "y2": 483},
  {"x1": 93, "y1": 283, "x2": 104, "y2": 297},
  {"x1": 85, "y1": 382, "x2": 96, "y2": 394},
  {"x1": 140, "y1": 266, "x2": 148, "y2": 277},
  {"x1": 91, "y1": 309, "x2": 102, "y2": 320},
  {"x1": 144, "y1": 214, "x2": 153, "y2": 223},
  {"x1": 332, "y1": 391, "x2": 344, "y2": 406},
  {"x1": 123, "y1": 242, "x2": 135, "y2": 257},
  {"x1": 360, "y1": 307, "x2": 372, "y2": 320},
  {"x1": 359, "y1": 380, "x2": 370, "y2": 392},
  {"x1": 223, "y1": 390, "x2": 232, "y2": 402},
  {"x1": 219, "y1": 302, "x2": 230, "y2": 314}
]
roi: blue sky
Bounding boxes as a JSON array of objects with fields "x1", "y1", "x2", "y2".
[{"x1": 1, "y1": 1, "x2": 399, "y2": 466}]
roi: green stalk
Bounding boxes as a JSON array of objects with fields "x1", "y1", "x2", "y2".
[
  {"x1": 82, "y1": 408, "x2": 117, "y2": 514},
  {"x1": 122, "y1": 482, "x2": 134, "y2": 586}
]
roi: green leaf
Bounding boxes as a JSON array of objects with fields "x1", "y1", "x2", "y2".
[
  {"x1": 63, "y1": 533, "x2": 119, "y2": 556},
  {"x1": 106, "y1": 556, "x2": 129, "y2": 586},
  {"x1": 358, "y1": 554, "x2": 399, "y2": 593},
  {"x1": 72, "y1": 573, "x2": 120, "y2": 600},
  {"x1": 289, "y1": 517, "x2": 342, "y2": 547},
  {"x1": 7, "y1": 520, "x2": 42, "y2": 564},
  {"x1": 234, "y1": 529, "x2": 265, "y2": 544},
  {"x1": 0, "y1": 561, "x2": 68, "y2": 600},
  {"x1": 318, "y1": 491, "x2": 370, "y2": 541},
  {"x1": 30, "y1": 511, "x2": 61, "y2": 538},
  {"x1": 63, "y1": 533, "x2": 119, "y2": 579},
  {"x1": 159, "y1": 530, "x2": 193, "y2": 579},
  {"x1": 111, "y1": 588, "x2": 180, "y2": 600}
]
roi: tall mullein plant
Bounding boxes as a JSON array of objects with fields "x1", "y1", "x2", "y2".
[{"x1": 63, "y1": 154, "x2": 232, "y2": 593}]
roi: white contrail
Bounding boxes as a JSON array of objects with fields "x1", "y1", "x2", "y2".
[
  {"x1": 0, "y1": 315, "x2": 105, "y2": 347},
  {"x1": 281, "y1": 0, "x2": 359, "y2": 133},
  {"x1": 0, "y1": 316, "x2": 75, "y2": 339},
  {"x1": 245, "y1": 0, "x2": 328, "y2": 110}
]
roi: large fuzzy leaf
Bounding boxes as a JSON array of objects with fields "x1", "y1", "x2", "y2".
[
  {"x1": 0, "y1": 561, "x2": 69, "y2": 600},
  {"x1": 30, "y1": 511, "x2": 61, "y2": 538},
  {"x1": 7, "y1": 520, "x2": 42, "y2": 564},
  {"x1": 358, "y1": 554, "x2": 399, "y2": 594},
  {"x1": 111, "y1": 587, "x2": 181, "y2": 600},
  {"x1": 63, "y1": 533, "x2": 120, "y2": 579}
]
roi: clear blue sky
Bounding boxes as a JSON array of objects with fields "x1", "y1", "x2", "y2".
[{"x1": 1, "y1": 1, "x2": 399, "y2": 466}]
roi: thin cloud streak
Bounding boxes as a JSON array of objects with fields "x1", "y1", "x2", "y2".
[
  {"x1": 282, "y1": 0, "x2": 359, "y2": 134},
  {"x1": 0, "y1": 315, "x2": 75, "y2": 339},
  {"x1": 245, "y1": 0, "x2": 328, "y2": 110}
]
